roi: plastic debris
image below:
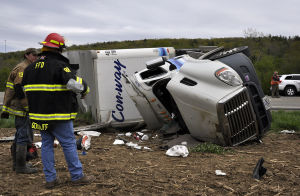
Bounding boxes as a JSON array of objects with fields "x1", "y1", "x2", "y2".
[
  {"x1": 280, "y1": 130, "x2": 295, "y2": 134},
  {"x1": 133, "y1": 133, "x2": 141, "y2": 141},
  {"x1": 34, "y1": 142, "x2": 42, "y2": 148},
  {"x1": 141, "y1": 134, "x2": 149, "y2": 141},
  {"x1": 117, "y1": 133, "x2": 125, "y2": 136},
  {"x1": 125, "y1": 132, "x2": 132, "y2": 137},
  {"x1": 53, "y1": 140, "x2": 59, "y2": 147},
  {"x1": 133, "y1": 145, "x2": 142, "y2": 150},
  {"x1": 215, "y1": 170, "x2": 226, "y2": 176},
  {"x1": 113, "y1": 139, "x2": 125, "y2": 145},
  {"x1": 79, "y1": 131, "x2": 101, "y2": 137},
  {"x1": 166, "y1": 145, "x2": 189, "y2": 157},
  {"x1": 126, "y1": 142, "x2": 139, "y2": 148},
  {"x1": 81, "y1": 135, "x2": 91, "y2": 150},
  {"x1": 34, "y1": 134, "x2": 41, "y2": 137},
  {"x1": 143, "y1": 146, "x2": 152, "y2": 151},
  {"x1": 253, "y1": 157, "x2": 267, "y2": 180}
]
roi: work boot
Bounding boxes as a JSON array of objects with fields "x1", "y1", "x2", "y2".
[
  {"x1": 72, "y1": 175, "x2": 95, "y2": 186},
  {"x1": 15, "y1": 144, "x2": 38, "y2": 174},
  {"x1": 45, "y1": 178, "x2": 61, "y2": 189},
  {"x1": 12, "y1": 143, "x2": 34, "y2": 171},
  {"x1": 11, "y1": 142, "x2": 16, "y2": 171}
]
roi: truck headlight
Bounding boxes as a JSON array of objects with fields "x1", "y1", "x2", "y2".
[{"x1": 215, "y1": 67, "x2": 242, "y2": 86}]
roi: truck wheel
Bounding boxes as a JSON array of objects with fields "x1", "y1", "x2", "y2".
[{"x1": 284, "y1": 86, "x2": 296, "y2": 96}]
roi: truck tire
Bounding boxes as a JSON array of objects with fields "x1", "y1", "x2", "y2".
[{"x1": 284, "y1": 86, "x2": 296, "y2": 96}]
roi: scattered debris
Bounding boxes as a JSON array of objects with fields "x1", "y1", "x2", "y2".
[
  {"x1": 215, "y1": 170, "x2": 226, "y2": 176},
  {"x1": 81, "y1": 135, "x2": 91, "y2": 150},
  {"x1": 0, "y1": 136, "x2": 14, "y2": 142},
  {"x1": 34, "y1": 142, "x2": 42, "y2": 148},
  {"x1": 141, "y1": 134, "x2": 149, "y2": 141},
  {"x1": 280, "y1": 130, "x2": 295, "y2": 134},
  {"x1": 125, "y1": 132, "x2": 132, "y2": 137},
  {"x1": 166, "y1": 145, "x2": 189, "y2": 157},
  {"x1": 53, "y1": 140, "x2": 59, "y2": 147},
  {"x1": 253, "y1": 157, "x2": 267, "y2": 180},
  {"x1": 79, "y1": 131, "x2": 101, "y2": 137},
  {"x1": 113, "y1": 139, "x2": 125, "y2": 145},
  {"x1": 76, "y1": 131, "x2": 101, "y2": 151}
]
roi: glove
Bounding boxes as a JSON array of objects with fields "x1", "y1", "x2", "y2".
[{"x1": 1, "y1": 112, "x2": 9, "y2": 119}]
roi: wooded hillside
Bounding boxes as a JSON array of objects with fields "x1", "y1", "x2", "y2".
[{"x1": 1, "y1": 36, "x2": 299, "y2": 93}]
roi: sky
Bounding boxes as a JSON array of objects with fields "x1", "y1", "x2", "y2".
[{"x1": 0, "y1": 0, "x2": 299, "y2": 52}]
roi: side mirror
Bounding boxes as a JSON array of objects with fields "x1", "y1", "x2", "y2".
[{"x1": 146, "y1": 57, "x2": 166, "y2": 70}]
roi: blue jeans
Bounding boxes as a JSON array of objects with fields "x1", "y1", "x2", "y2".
[
  {"x1": 40, "y1": 120, "x2": 84, "y2": 182},
  {"x1": 14, "y1": 116, "x2": 33, "y2": 146}
]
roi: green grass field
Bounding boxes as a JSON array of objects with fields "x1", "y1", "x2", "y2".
[{"x1": 270, "y1": 110, "x2": 300, "y2": 132}]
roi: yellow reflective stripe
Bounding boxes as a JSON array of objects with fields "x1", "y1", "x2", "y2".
[
  {"x1": 50, "y1": 40, "x2": 64, "y2": 46},
  {"x1": 24, "y1": 84, "x2": 69, "y2": 92},
  {"x1": 76, "y1": 76, "x2": 83, "y2": 84},
  {"x1": 83, "y1": 86, "x2": 90, "y2": 95},
  {"x1": 29, "y1": 113, "x2": 77, "y2": 120},
  {"x1": 2, "y1": 106, "x2": 26, "y2": 117},
  {"x1": 6, "y1": 82, "x2": 14, "y2": 89}
]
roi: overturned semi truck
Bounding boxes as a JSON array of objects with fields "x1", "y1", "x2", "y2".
[{"x1": 121, "y1": 46, "x2": 271, "y2": 146}]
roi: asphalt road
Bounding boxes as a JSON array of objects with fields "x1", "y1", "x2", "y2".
[
  {"x1": 0, "y1": 92, "x2": 299, "y2": 110},
  {"x1": 268, "y1": 96, "x2": 300, "y2": 110},
  {"x1": 0, "y1": 92, "x2": 3, "y2": 106}
]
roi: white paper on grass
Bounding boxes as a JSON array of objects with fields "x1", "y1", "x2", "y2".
[
  {"x1": 280, "y1": 130, "x2": 295, "y2": 134},
  {"x1": 215, "y1": 170, "x2": 226, "y2": 176},
  {"x1": 113, "y1": 139, "x2": 125, "y2": 145},
  {"x1": 126, "y1": 142, "x2": 138, "y2": 147},
  {"x1": 143, "y1": 146, "x2": 151, "y2": 151},
  {"x1": 166, "y1": 145, "x2": 189, "y2": 157},
  {"x1": 125, "y1": 132, "x2": 132, "y2": 137}
]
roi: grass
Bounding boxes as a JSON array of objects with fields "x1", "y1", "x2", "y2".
[
  {"x1": 189, "y1": 142, "x2": 231, "y2": 154},
  {"x1": 270, "y1": 111, "x2": 300, "y2": 132}
]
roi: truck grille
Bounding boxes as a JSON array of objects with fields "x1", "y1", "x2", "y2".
[{"x1": 222, "y1": 89, "x2": 258, "y2": 145}]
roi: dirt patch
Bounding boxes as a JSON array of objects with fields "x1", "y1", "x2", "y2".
[{"x1": 1, "y1": 128, "x2": 300, "y2": 195}]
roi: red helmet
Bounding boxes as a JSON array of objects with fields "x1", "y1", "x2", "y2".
[{"x1": 40, "y1": 33, "x2": 66, "y2": 49}]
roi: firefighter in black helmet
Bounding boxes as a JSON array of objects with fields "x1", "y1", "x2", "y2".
[{"x1": 22, "y1": 33, "x2": 95, "y2": 189}]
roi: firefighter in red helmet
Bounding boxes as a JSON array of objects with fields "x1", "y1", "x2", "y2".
[{"x1": 22, "y1": 33, "x2": 95, "y2": 189}]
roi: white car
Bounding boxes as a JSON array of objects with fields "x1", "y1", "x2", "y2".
[
  {"x1": 279, "y1": 74, "x2": 300, "y2": 96},
  {"x1": 122, "y1": 46, "x2": 271, "y2": 146}
]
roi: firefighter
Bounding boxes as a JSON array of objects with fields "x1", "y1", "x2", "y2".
[
  {"x1": 1, "y1": 48, "x2": 38, "y2": 174},
  {"x1": 22, "y1": 33, "x2": 95, "y2": 189},
  {"x1": 271, "y1": 71, "x2": 281, "y2": 98}
]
